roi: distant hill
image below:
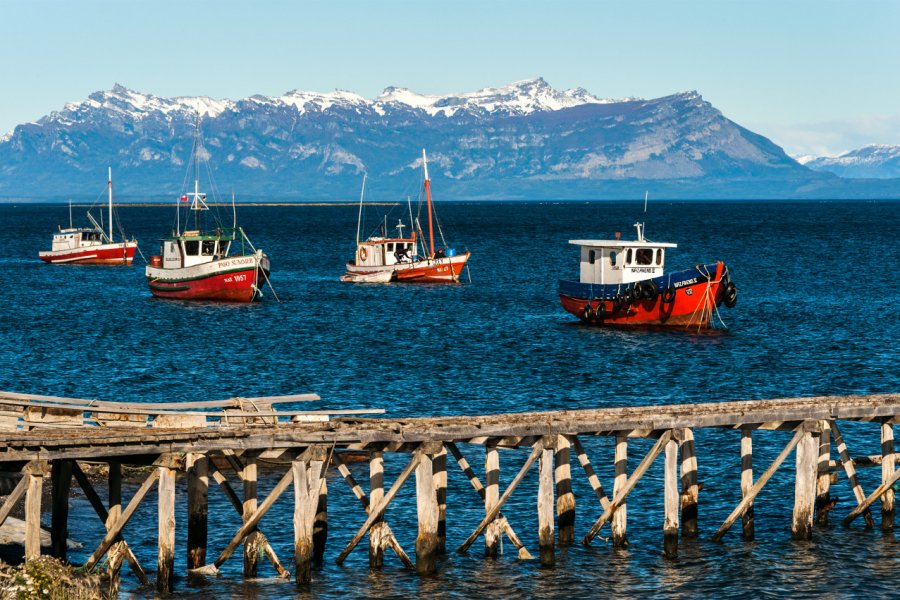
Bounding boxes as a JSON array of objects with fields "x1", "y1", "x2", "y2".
[
  {"x1": 800, "y1": 144, "x2": 900, "y2": 179},
  {"x1": 0, "y1": 78, "x2": 859, "y2": 201}
]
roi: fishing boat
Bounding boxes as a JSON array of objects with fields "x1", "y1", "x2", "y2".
[
  {"x1": 145, "y1": 121, "x2": 271, "y2": 303},
  {"x1": 342, "y1": 150, "x2": 470, "y2": 283},
  {"x1": 38, "y1": 168, "x2": 138, "y2": 265},
  {"x1": 558, "y1": 222, "x2": 737, "y2": 327}
]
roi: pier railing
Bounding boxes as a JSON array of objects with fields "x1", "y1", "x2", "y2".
[{"x1": 0, "y1": 392, "x2": 897, "y2": 592}]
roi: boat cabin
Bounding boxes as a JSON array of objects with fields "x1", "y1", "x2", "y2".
[
  {"x1": 49, "y1": 227, "x2": 105, "y2": 252},
  {"x1": 356, "y1": 236, "x2": 417, "y2": 267},
  {"x1": 160, "y1": 231, "x2": 233, "y2": 269},
  {"x1": 570, "y1": 223, "x2": 676, "y2": 285}
]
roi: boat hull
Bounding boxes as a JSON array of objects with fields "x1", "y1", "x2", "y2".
[
  {"x1": 39, "y1": 242, "x2": 138, "y2": 265},
  {"x1": 559, "y1": 262, "x2": 730, "y2": 327},
  {"x1": 146, "y1": 254, "x2": 269, "y2": 302},
  {"x1": 345, "y1": 252, "x2": 469, "y2": 283}
]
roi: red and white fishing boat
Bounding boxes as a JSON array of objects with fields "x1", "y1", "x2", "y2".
[
  {"x1": 558, "y1": 222, "x2": 737, "y2": 328},
  {"x1": 38, "y1": 168, "x2": 138, "y2": 265},
  {"x1": 145, "y1": 121, "x2": 271, "y2": 303},
  {"x1": 342, "y1": 150, "x2": 470, "y2": 283}
]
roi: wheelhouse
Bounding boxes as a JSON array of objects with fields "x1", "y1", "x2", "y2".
[
  {"x1": 570, "y1": 223, "x2": 677, "y2": 285},
  {"x1": 160, "y1": 231, "x2": 234, "y2": 269},
  {"x1": 50, "y1": 227, "x2": 105, "y2": 252}
]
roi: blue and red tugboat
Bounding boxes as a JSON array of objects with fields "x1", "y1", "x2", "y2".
[{"x1": 558, "y1": 223, "x2": 737, "y2": 327}]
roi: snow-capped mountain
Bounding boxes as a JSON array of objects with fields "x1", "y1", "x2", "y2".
[
  {"x1": 800, "y1": 144, "x2": 900, "y2": 179},
  {"x1": 0, "y1": 79, "x2": 827, "y2": 200}
]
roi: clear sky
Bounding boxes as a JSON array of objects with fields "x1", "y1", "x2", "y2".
[{"x1": 2, "y1": 0, "x2": 899, "y2": 157}]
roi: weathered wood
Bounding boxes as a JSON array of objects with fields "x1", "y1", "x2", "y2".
[
  {"x1": 815, "y1": 423, "x2": 832, "y2": 525},
  {"x1": 843, "y1": 458, "x2": 900, "y2": 525},
  {"x1": 679, "y1": 428, "x2": 698, "y2": 538},
  {"x1": 0, "y1": 468, "x2": 30, "y2": 528},
  {"x1": 50, "y1": 460, "x2": 72, "y2": 560},
  {"x1": 433, "y1": 445, "x2": 447, "y2": 554},
  {"x1": 293, "y1": 459, "x2": 324, "y2": 584},
  {"x1": 664, "y1": 436, "x2": 679, "y2": 557},
  {"x1": 830, "y1": 420, "x2": 876, "y2": 527},
  {"x1": 484, "y1": 443, "x2": 501, "y2": 557},
  {"x1": 612, "y1": 435, "x2": 628, "y2": 548},
  {"x1": 570, "y1": 435, "x2": 611, "y2": 510},
  {"x1": 583, "y1": 431, "x2": 672, "y2": 545},
  {"x1": 337, "y1": 451, "x2": 422, "y2": 565},
  {"x1": 186, "y1": 453, "x2": 209, "y2": 570},
  {"x1": 538, "y1": 443, "x2": 555, "y2": 567},
  {"x1": 313, "y1": 478, "x2": 328, "y2": 565},
  {"x1": 368, "y1": 450, "x2": 386, "y2": 568},
  {"x1": 456, "y1": 441, "x2": 542, "y2": 555},
  {"x1": 740, "y1": 429, "x2": 754, "y2": 540},
  {"x1": 157, "y1": 464, "x2": 176, "y2": 593},
  {"x1": 881, "y1": 418, "x2": 895, "y2": 530},
  {"x1": 555, "y1": 435, "x2": 575, "y2": 546},
  {"x1": 242, "y1": 457, "x2": 261, "y2": 577},
  {"x1": 415, "y1": 452, "x2": 439, "y2": 574},
  {"x1": 792, "y1": 430, "x2": 819, "y2": 540},
  {"x1": 713, "y1": 428, "x2": 805, "y2": 542},
  {"x1": 24, "y1": 463, "x2": 45, "y2": 561}
]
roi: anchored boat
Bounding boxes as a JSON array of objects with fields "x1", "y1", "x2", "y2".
[
  {"x1": 342, "y1": 150, "x2": 470, "y2": 283},
  {"x1": 558, "y1": 222, "x2": 737, "y2": 327},
  {"x1": 38, "y1": 168, "x2": 138, "y2": 265},
  {"x1": 145, "y1": 121, "x2": 270, "y2": 303}
]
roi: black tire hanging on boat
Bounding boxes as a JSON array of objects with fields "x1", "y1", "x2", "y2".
[
  {"x1": 612, "y1": 295, "x2": 624, "y2": 313},
  {"x1": 582, "y1": 303, "x2": 594, "y2": 321},
  {"x1": 595, "y1": 302, "x2": 606, "y2": 318},
  {"x1": 662, "y1": 287, "x2": 677, "y2": 304},
  {"x1": 643, "y1": 280, "x2": 659, "y2": 300},
  {"x1": 724, "y1": 282, "x2": 738, "y2": 308},
  {"x1": 632, "y1": 282, "x2": 644, "y2": 300}
]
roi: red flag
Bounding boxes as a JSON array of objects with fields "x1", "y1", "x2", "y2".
[{"x1": 180, "y1": 195, "x2": 188, "y2": 202}]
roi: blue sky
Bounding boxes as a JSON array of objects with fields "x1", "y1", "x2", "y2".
[{"x1": 2, "y1": 0, "x2": 899, "y2": 157}]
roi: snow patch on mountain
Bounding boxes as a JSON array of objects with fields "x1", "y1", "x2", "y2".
[{"x1": 802, "y1": 144, "x2": 900, "y2": 178}]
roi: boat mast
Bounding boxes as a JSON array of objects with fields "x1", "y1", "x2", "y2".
[
  {"x1": 423, "y1": 149, "x2": 434, "y2": 257},
  {"x1": 355, "y1": 173, "x2": 366, "y2": 246},
  {"x1": 108, "y1": 167, "x2": 114, "y2": 242}
]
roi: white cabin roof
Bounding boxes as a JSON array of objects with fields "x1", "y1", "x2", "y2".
[{"x1": 569, "y1": 239, "x2": 677, "y2": 249}]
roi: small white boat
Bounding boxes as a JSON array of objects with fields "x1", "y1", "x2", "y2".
[{"x1": 339, "y1": 270, "x2": 394, "y2": 283}]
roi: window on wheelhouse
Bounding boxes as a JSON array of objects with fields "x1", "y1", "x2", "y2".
[
  {"x1": 609, "y1": 251, "x2": 617, "y2": 266},
  {"x1": 201, "y1": 241, "x2": 215, "y2": 256},
  {"x1": 656, "y1": 249, "x2": 663, "y2": 265},
  {"x1": 626, "y1": 248, "x2": 633, "y2": 264},
  {"x1": 635, "y1": 248, "x2": 653, "y2": 265},
  {"x1": 184, "y1": 240, "x2": 200, "y2": 256},
  {"x1": 588, "y1": 250, "x2": 596, "y2": 264}
]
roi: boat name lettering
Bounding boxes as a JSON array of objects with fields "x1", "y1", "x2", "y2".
[
  {"x1": 630, "y1": 268, "x2": 654, "y2": 273},
  {"x1": 673, "y1": 278, "x2": 697, "y2": 288}
]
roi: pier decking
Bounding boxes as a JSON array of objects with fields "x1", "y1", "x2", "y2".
[{"x1": 0, "y1": 391, "x2": 897, "y2": 592}]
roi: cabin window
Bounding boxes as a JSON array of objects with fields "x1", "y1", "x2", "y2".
[
  {"x1": 201, "y1": 241, "x2": 215, "y2": 256},
  {"x1": 184, "y1": 241, "x2": 200, "y2": 255},
  {"x1": 588, "y1": 250, "x2": 596, "y2": 265},
  {"x1": 626, "y1": 249, "x2": 633, "y2": 264},
  {"x1": 217, "y1": 241, "x2": 228, "y2": 255},
  {"x1": 169, "y1": 242, "x2": 177, "y2": 253},
  {"x1": 387, "y1": 243, "x2": 394, "y2": 252},
  {"x1": 635, "y1": 248, "x2": 653, "y2": 265},
  {"x1": 609, "y1": 251, "x2": 617, "y2": 266},
  {"x1": 656, "y1": 249, "x2": 663, "y2": 265}
]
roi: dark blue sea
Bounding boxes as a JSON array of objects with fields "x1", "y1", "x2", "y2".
[{"x1": 1, "y1": 200, "x2": 899, "y2": 598}]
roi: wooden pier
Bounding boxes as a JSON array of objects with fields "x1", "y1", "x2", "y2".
[{"x1": 0, "y1": 391, "x2": 898, "y2": 592}]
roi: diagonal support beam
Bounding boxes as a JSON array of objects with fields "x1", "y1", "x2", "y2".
[
  {"x1": 570, "y1": 435, "x2": 611, "y2": 510},
  {"x1": 456, "y1": 441, "x2": 542, "y2": 554},
  {"x1": 842, "y1": 460, "x2": 900, "y2": 526},
  {"x1": 830, "y1": 420, "x2": 875, "y2": 527},
  {"x1": 712, "y1": 428, "x2": 804, "y2": 542},
  {"x1": 0, "y1": 465, "x2": 32, "y2": 528}
]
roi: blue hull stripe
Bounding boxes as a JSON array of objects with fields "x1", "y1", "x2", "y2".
[{"x1": 558, "y1": 263, "x2": 721, "y2": 300}]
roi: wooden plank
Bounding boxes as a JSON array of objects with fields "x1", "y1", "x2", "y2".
[
  {"x1": 24, "y1": 405, "x2": 83, "y2": 429},
  {"x1": 582, "y1": 431, "x2": 672, "y2": 545},
  {"x1": 664, "y1": 436, "x2": 679, "y2": 558},
  {"x1": 415, "y1": 452, "x2": 439, "y2": 574},
  {"x1": 157, "y1": 464, "x2": 176, "y2": 594},
  {"x1": 792, "y1": 430, "x2": 819, "y2": 540},
  {"x1": 679, "y1": 428, "x2": 698, "y2": 538},
  {"x1": 815, "y1": 423, "x2": 833, "y2": 525},
  {"x1": 293, "y1": 459, "x2": 324, "y2": 584},
  {"x1": 0, "y1": 471, "x2": 31, "y2": 528},
  {"x1": 242, "y1": 457, "x2": 261, "y2": 577},
  {"x1": 741, "y1": 429, "x2": 754, "y2": 540},
  {"x1": 570, "y1": 435, "x2": 611, "y2": 510},
  {"x1": 612, "y1": 435, "x2": 628, "y2": 548},
  {"x1": 830, "y1": 420, "x2": 875, "y2": 527},
  {"x1": 882, "y1": 418, "x2": 895, "y2": 530},
  {"x1": 843, "y1": 459, "x2": 900, "y2": 525},
  {"x1": 24, "y1": 465, "x2": 44, "y2": 561},
  {"x1": 456, "y1": 441, "x2": 542, "y2": 555},
  {"x1": 713, "y1": 428, "x2": 805, "y2": 542},
  {"x1": 50, "y1": 460, "x2": 72, "y2": 560},
  {"x1": 555, "y1": 435, "x2": 575, "y2": 546},
  {"x1": 538, "y1": 443, "x2": 555, "y2": 567},
  {"x1": 484, "y1": 443, "x2": 501, "y2": 557},
  {"x1": 368, "y1": 450, "x2": 386, "y2": 568}
]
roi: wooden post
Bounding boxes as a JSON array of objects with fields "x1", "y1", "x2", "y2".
[
  {"x1": 243, "y1": 456, "x2": 261, "y2": 577},
  {"x1": 415, "y1": 450, "x2": 439, "y2": 575},
  {"x1": 313, "y1": 478, "x2": 328, "y2": 565},
  {"x1": 433, "y1": 445, "x2": 447, "y2": 554},
  {"x1": 882, "y1": 418, "x2": 895, "y2": 531},
  {"x1": 369, "y1": 450, "x2": 386, "y2": 568},
  {"x1": 740, "y1": 428, "x2": 754, "y2": 541},
  {"x1": 538, "y1": 438, "x2": 555, "y2": 567},
  {"x1": 792, "y1": 429, "x2": 819, "y2": 540},
  {"x1": 679, "y1": 428, "x2": 698, "y2": 538},
  {"x1": 664, "y1": 436, "x2": 679, "y2": 558},
  {"x1": 51, "y1": 460, "x2": 72, "y2": 560},
  {"x1": 157, "y1": 464, "x2": 176, "y2": 593},
  {"x1": 555, "y1": 435, "x2": 575, "y2": 546},
  {"x1": 484, "y1": 443, "x2": 501, "y2": 557},
  {"x1": 815, "y1": 423, "x2": 832, "y2": 525},
  {"x1": 186, "y1": 453, "x2": 208, "y2": 570},
  {"x1": 830, "y1": 420, "x2": 875, "y2": 527},
  {"x1": 24, "y1": 462, "x2": 46, "y2": 562},
  {"x1": 294, "y1": 459, "x2": 324, "y2": 584},
  {"x1": 612, "y1": 435, "x2": 628, "y2": 548}
]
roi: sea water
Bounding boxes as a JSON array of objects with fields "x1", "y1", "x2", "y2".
[{"x1": 0, "y1": 200, "x2": 898, "y2": 598}]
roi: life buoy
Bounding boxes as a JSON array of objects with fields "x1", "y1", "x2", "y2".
[
  {"x1": 662, "y1": 287, "x2": 676, "y2": 303},
  {"x1": 359, "y1": 247, "x2": 368, "y2": 261},
  {"x1": 724, "y1": 282, "x2": 738, "y2": 308},
  {"x1": 643, "y1": 280, "x2": 659, "y2": 301}
]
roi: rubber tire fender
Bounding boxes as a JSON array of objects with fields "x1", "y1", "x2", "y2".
[
  {"x1": 662, "y1": 287, "x2": 676, "y2": 304},
  {"x1": 643, "y1": 280, "x2": 659, "y2": 301}
]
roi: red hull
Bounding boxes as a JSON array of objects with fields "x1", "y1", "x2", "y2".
[
  {"x1": 39, "y1": 244, "x2": 137, "y2": 265},
  {"x1": 148, "y1": 267, "x2": 262, "y2": 302},
  {"x1": 346, "y1": 252, "x2": 469, "y2": 283},
  {"x1": 560, "y1": 262, "x2": 727, "y2": 328}
]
